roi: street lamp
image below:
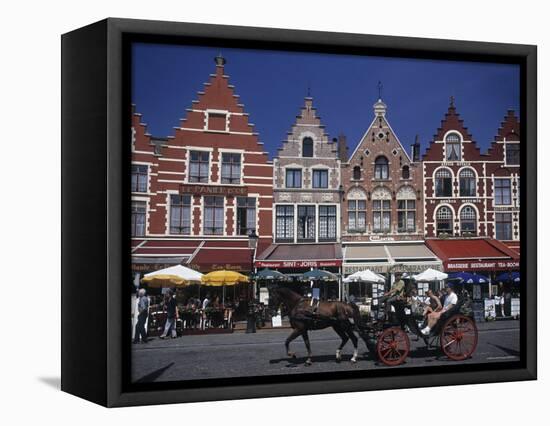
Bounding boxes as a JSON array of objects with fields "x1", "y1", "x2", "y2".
[
  {"x1": 248, "y1": 229, "x2": 258, "y2": 280},
  {"x1": 246, "y1": 230, "x2": 259, "y2": 333},
  {"x1": 248, "y1": 229, "x2": 259, "y2": 250}
]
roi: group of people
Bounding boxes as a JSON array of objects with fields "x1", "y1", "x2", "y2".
[
  {"x1": 133, "y1": 288, "x2": 179, "y2": 344},
  {"x1": 132, "y1": 289, "x2": 244, "y2": 343},
  {"x1": 379, "y1": 272, "x2": 459, "y2": 336}
]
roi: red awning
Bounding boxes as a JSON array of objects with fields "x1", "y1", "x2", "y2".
[
  {"x1": 501, "y1": 240, "x2": 520, "y2": 256},
  {"x1": 131, "y1": 238, "x2": 201, "y2": 257},
  {"x1": 255, "y1": 243, "x2": 342, "y2": 269},
  {"x1": 187, "y1": 240, "x2": 271, "y2": 273},
  {"x1": 425, "y1": 238, "x2": 519, "y2": 272}
]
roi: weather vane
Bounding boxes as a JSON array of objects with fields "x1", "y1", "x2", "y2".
[{"x1": 377, "y1": 81, "x2": 383, "y2": 99}]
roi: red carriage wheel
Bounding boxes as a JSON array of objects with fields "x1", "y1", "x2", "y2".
[
  {"x1": 440, "y1": 314, "x2": 478, "y2": 361},
  {"x1": 376, "y1": 327, "x2": 410, "y2": 366}
]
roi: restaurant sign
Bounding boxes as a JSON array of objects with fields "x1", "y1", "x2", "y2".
[
  {"x1": 255, "y1": 260, "x2": 342, "y2": 268},
  {"x1": 188, "y1": 263, "x2": 247, "y2": 272},
  {"x1": 180, "y1": 183, "x2": 248, "y2": 196},
  {"x1": 445, "y1": 260, "x2": 519, "y2": 272},
  {"x1": 132, "y1": 263, "x2": 176, "y2": 272},
  {"x1": 343, "y1": 262, "x2": 442, "y2": 275}
]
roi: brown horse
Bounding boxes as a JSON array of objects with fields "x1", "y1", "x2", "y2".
[{"x1": 270, "y1": 287, "x2": 364, "y2": 365}]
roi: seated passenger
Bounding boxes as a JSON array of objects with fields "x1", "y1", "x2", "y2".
[
  {"x1": 423, "y1": 289, "x2": 442, "y2": 317},
  {"x1": 421, "y1": 284, "x2": 458, "y2": 335}
]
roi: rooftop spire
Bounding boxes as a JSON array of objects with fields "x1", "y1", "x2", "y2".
[
  {"x1": 214, "y1": 53, "x2": 226, "y2": 67},
  {"x1": 373, "y1": 81, "x2": 387, "y2": 116},
  {"x1": 450, "y1": 95, "x2": 455, "y2": 108}
]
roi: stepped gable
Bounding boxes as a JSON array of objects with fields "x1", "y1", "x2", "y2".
[
  {"x1": 276, "y1": 96, "x2": 335, "y2": 156},
  {"x1": 432, "y1": 98, "x2": 474, "y2": 142},
  {"x1": 174, "y1": 55, "x2": 260, "y2": 139},
  {"x1": 494, "y1": 109, "x2": 520, "y2": 141},
  {"x1": 423, "y1": 98, "x2": 483, "y2": 161},
  {"x1": 131, "y1": 104, "x2": 153, "y2": 152},
  {"x1": 486, "y1": 109, "x2": 520, "y2": 160}
]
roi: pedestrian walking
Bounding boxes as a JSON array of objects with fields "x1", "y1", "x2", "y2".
[
  {"x1": 133, "y1": 288, "x2": 149, "y2": 344},
  {"x1": 160, "y1": 289, "x2": 178, "y2": 339},
  {"x1": 202, "y1": 293, "x2": 211, "y2": 309}
]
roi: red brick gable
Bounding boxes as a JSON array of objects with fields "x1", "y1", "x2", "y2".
[
  {"x1": 494, "y1": 110, "x2": 520, "y2": 141},
  {"x1": 177, "y1": 64, "x2": 255, "y2": 134},
  {"x1": 432, "y1": 100, "x2": 474, "y2": 142},
  {"x1": 423, "y1": 99, "x2": 485, "y2": 162},
  {"x1": 131, "y1": 105, "x2": 154, "y2": 153},
  {"x1": 486, "y1": 110, "x2": 520, "y2": 166}
]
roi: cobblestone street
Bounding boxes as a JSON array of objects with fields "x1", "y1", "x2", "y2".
[{"x1": 131, "y1": 320, "x2": 520, "y2": 383}]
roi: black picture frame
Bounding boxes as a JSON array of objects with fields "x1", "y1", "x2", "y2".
[{"x1": 61, "y1": 17, "x2": 537, "y2": 407}]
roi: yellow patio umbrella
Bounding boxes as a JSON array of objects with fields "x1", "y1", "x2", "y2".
[
  {"x1": 201, "y1": 270, "x2": 250, "y2": 304},
  {"x1": 141, "y1": 265, "x2": 203, "y2": 288},
  {"x1": 201, "y1": 270, "x2": 249, "y2": 286}
]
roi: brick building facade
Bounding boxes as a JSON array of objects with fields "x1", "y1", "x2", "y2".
[
  {"x1": 341, "y1": 98, "x2": 424, "y2": 242},
  {"x1": 272, "y1": 96, "x2": 343, "y2": 244},
  {"x1": 130, "y1": 61, "x2": 520, "y2": 298},
  {"x1": 422, "y1": 99, "x2": 520, "y2": 246},
  {"x1": 131, "y1": 55, "x2": 273, "y2": 275},
  {"x1": 485, "y1": 110, "x2": 521, "y2": 250}
]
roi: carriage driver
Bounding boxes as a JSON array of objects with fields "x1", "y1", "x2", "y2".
[
  {"x1": 421, "y1": 284, "x2": 458, "y2": 335},
  {"x1": 382, "y1": 273, "x2": 406, "y2": 301},
  {"x1": 379, "y1": 273, "x2": 406, "y2": 318}
]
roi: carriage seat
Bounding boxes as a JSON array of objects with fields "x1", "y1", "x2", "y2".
[{"x1": 438, "y1": 291, "x2": 471, "y2": 323}]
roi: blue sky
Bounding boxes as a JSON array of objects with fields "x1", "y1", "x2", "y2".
[{"x1": 132, "y1": 43, "x2": 520, "y2": 159}]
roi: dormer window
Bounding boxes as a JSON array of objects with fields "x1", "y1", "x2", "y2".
[
  {"x1": 302, "y1": 137, "x2": 314, "y2": 157},
  {"x1": 445, "y1": 132, "x2": 461, "y2": 161},
  {"x1": 374, "y1": 156, "x2": 389, "y2": 180}
]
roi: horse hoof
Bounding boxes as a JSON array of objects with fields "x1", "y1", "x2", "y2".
[
  {"x1": 350, "y1": 358, "x2": 357, "y2": 364},
  {"x1": 288, "y1": 353, "x2": 296, "y2": 359},
  {"x1": 305, "y1": 359, "x2": 312, "y2": 366}
]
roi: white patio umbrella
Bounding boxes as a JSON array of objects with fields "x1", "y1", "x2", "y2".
[
  {"x1": 412, "y1": 268, "x2": 448, "y2": 282},
  {"x1": 344, "y1": 269, "x2": 385, "y2": 284},
  {"x1": 141, "y1": 264, "x2": 203, "y2": 288}
]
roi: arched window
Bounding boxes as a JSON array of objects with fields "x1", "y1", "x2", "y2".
[
  {"x1": 352, "y1": 166, "x2": 361, "y2": 180},
  {"x1": 459, "y1": 168, "x2": 476, "y2": 197},
  {"x1": 402, "y1": 165, "x2": 410, "y2": 179},
  {"x1": 445, "y1": 132, "x2": 461, "y2": 161},
  {"x1": 374, "y1": 156, "x2": 389, "y2": 180},
  {"x1": 435, "y1": 168, "x2": 453, "y2": 197},
  {"x1": 460, "y1": 206, "x2": 477, "y2": 236},
  {"x1": 302, "y1": 137, "x2": 313, "y2": 157},
  {"x1": 436, "y1": 206, "x2": 453, "y2": 236}
]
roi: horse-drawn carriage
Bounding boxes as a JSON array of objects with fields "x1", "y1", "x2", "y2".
[
  {"x1": 361, "y1": 291, "x2": 478, "y2": 366},
  {"x1": 269, "y1": 286, "x2": 478, "y2": 366}
]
